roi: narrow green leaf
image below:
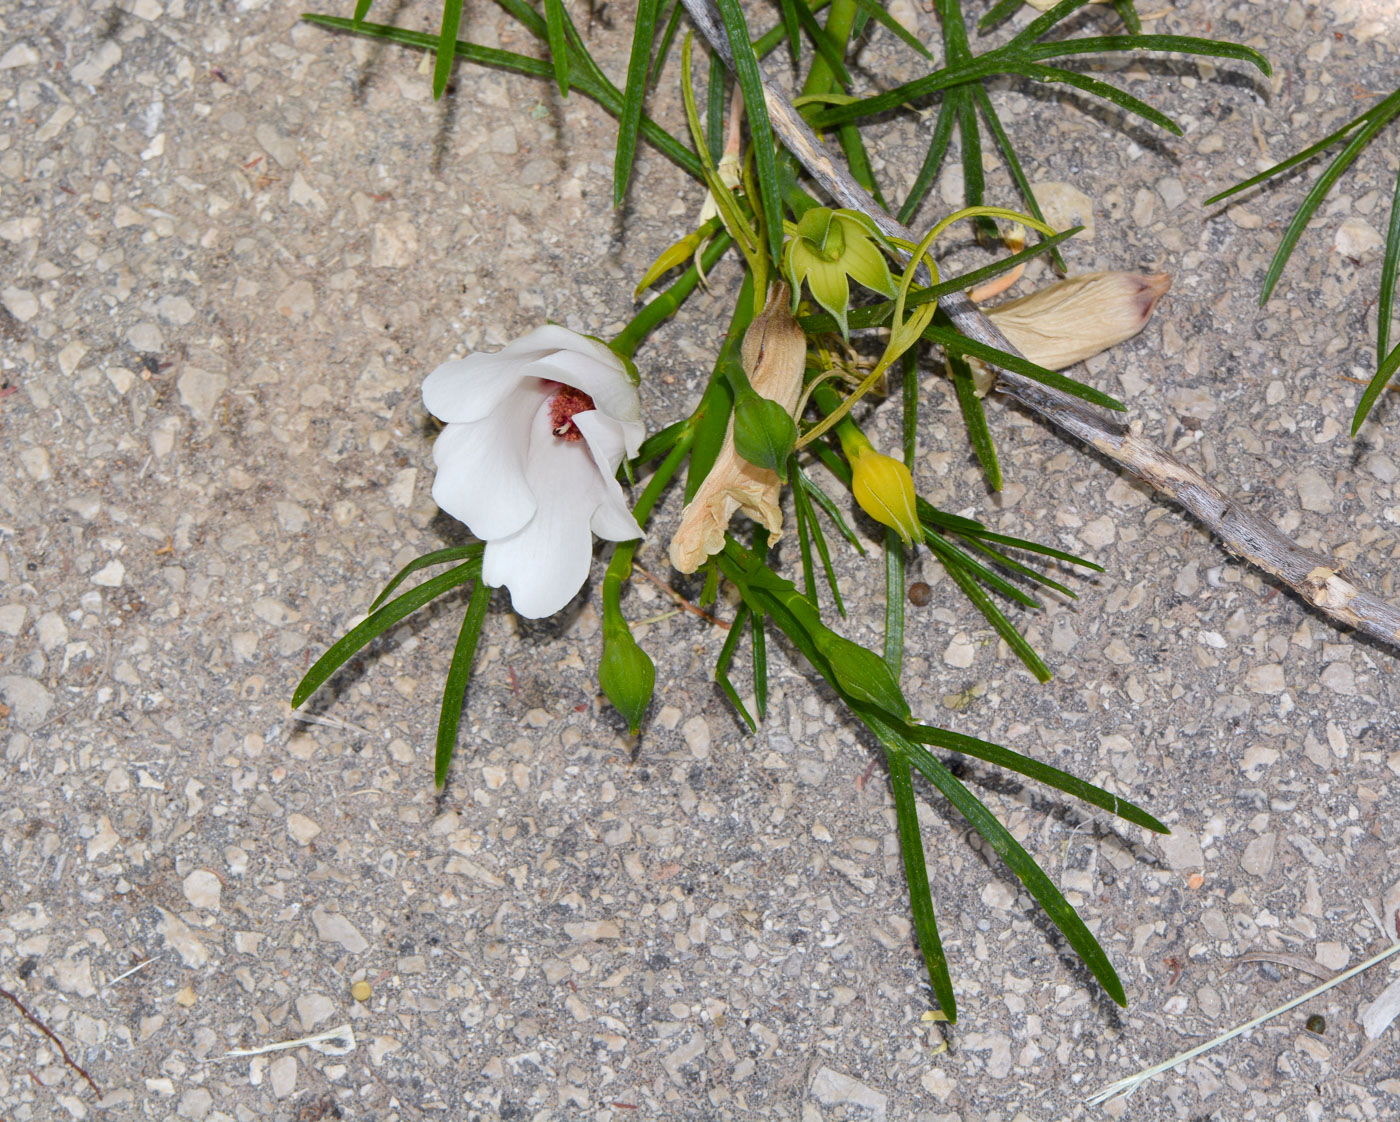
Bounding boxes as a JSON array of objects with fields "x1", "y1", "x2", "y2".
[
  {"x1": 707, "y1": 54, "x2": 727, "y2": 164},
  {"x1": 369, "y1": 545, "x2": 484, "y2": 613},
  {"x1": 752, "y1": 606, "x2": 769, "y2": 719},
  {"x1": 686, "y1": 275, "x2": 753, "y2": 500},
  {"x1": 614, "y1": 0, "x2": 663, "y2": 207},
  {"x1": 978, "y1": 0, "x2": 1022, "y2": 30},
  {"x1": 713, "y1": 0, "x2": 786, "y2": 266},
  {"x1": 433, "y1": 0, "x2": 464, "y2": 100},
  {"x1": 648, "y1": 0, "x2": 684, "y2": 89},
  {"x1": 1205, "y1": 91, "x2": 1400, "y2": 206},
  {"x1": 1257, "y1": 105, "x2": 1397, "y2": 304},
  {"x1": 898, "y1": 97, "x2": 956, "y2": 226},
  {"x1": 1021, "y1": 63, "x2": 1181, "y2": 135},
  {"x1": 293, "y1": 560, "x2": 480, "y2": 708},
  {"x1": 791, "y1": 0, "x2": 854, "y2": 90},
  {"x1": 957, "y1": 536, "x2": 1077, "y2": 598},
  {"x1": 949, "y1": 352, "x2": 1002, "y2": 490},
  {"x1": 971, "y1": 83, "x2": 1065, "y2": 272},
  {"x1": 901, "y1": 348, "x2": 918, "y2": 467},
  {"x1": 352, "y1": 0, "x2": 373, "y2": 24},
  {"x1": 793, "y1": 471, "x2": 846, "y2": 613},
  {"x1": 1353, "y1": 340, "x2": 1400, "y2": 435},
  {"x1": 850, "y1": 0, "x2": 933, "y2": 59},
  {"x1": 715, "y1": 603, "x2": 759, "y2": 731},
  {"x1": 1376, "y1": 168, "x2": 1400, "y2": 363},
  {"x1": 887, "y1": 746, "x2": 956, "y2": 1017},
  {"x1": 925, "y1": 323, "x2": 1125, "y2": 411},
  {"x1": 904, "y1": 737, "x2": 1126, "y2": 1005},
  {"x1": 1004, "y1": 0, "x2": 1096, "y2": 48},
  {"x1": 544, "y1": 0, "x2": 570, "y2": 95},
  {"x1": 795, "y1": 465, "x2": 866, "y2": 552},
  {"x1": 777, "y1": 0, "x2": 802, "y2": 65},
  {"x1": 435, "y1": 578, "x2": 492, "y2": 787},
  {"x1": 953, "y1": 88, "x2": 998, "y2": 242},
  {"x1": 884, "y1": 528, "x2": 904, "y2": 676},
  {"x1": 904, "y1": 724, "x2": 1168, "y2": 833},
  {"x1": 792, "y1": 462, "x2": 819, "y2": 603},
  {"x1": 839, "y1": 125, "x2": 887, "y2": 210},
  {"x1": 925, "y1": 531, "x2": 1039, "y2": 609},
  {"x1": 1113, "y1": 0, "x2": 1142, "y2": 34},
  {"x1": 1025, "y1": 35, "x2": 1269, "y2": 77},
  {"x1": 304, "y1": 14, "x2": 705, "y2": 180}
]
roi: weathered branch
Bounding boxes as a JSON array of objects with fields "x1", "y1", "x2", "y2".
[{"x1": 676, "y1": 0, "x2": 1400, "y2": 650}]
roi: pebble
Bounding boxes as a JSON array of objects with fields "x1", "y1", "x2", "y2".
[
  {"x1": 942, "y1": 633, "x2": 976, "y2": 668},
  {"x1": 269, "y1": 1054, "x2": 297, "y2": 1099},
  {"x1": 0, "y1": 604, "x2": 26, "y2": 635},
  {"x1": 0, "y1": 675, "x2": 54, "y2": 727},
  {"x1": 296, "y1": 993, "x2": 336, "y2": 1029},
  {"x1": 810, "y1": 1065, "x2": 887, "y2": 1115},
  {"x1": 0, "y1": 42, "x2": 40, "y2": 69},
  {"x1": 683, "y1": 715, "x2": 711, "y2": 759},
  {"x1": 178, "y1": 1088, "x2": 213, "y2": 1120},
  {"x1": 312, "y1": 907, "x2": 369, "y2": 953},
  {"x1": 183, "y1": 869, "x2": 222, "y2": 911},
  {"x1": 287, "y1": 813, "x2": 322, "y2": 845},
  {"x1": 1, "y1": 285, "x2": 39, "y2": 321},
  {"x1": 1158, "y1": 829, "x2": 1204, "y2": 871},
  {"x1": 1245, "y1": 664, "x2": 1286, "y2": 695},
  {"x1": 157, "y1": 908, "x2": 210, "y2": 967},
  {"x1": 91, "y1": 560, "x2": 126, "y2": 587},
  {"x1": 1294, "y1": 468, "x2": 1334, "y2": 513},
  {"x1": 177, "y1": 367, "x2": 227, "y2": 422},
  {"x1": 1240, "y1": 833, "x2": 1276, "y2": 877},
  {"x1": 127, "y1": 322, "x2": 165, "y2": 352},
  {"x1": 1031, "y1": 181, "x2": 1096, "y2": 241},
  {"x1": 1334, "y1": 217, "x2": 1383, "y2": 260}
]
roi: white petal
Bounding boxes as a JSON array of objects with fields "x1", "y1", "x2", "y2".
[
  {"x1": 429, "y1": 385, "x2": 545, "y2": 538},
  {"x1": 483, "y1": 414, "x2": 604, "y2": 618},
  {"x1": 422, "y1": 326, "x2": 582, "y2": 423},
  {"x1": 532, "y1": 345, "x2": 640, "y2": 426},
  {"x1": 573, "y1": 411, "x2": 644, "y2": 542}
]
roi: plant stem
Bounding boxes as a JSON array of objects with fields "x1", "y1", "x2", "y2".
[{"x1": 801, "y1": 0, "x2": 857, "y2": 101}]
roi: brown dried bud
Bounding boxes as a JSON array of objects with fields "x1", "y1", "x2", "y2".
[{"x1": 669, "y1": 284, "x2": 807, "y2": 574}]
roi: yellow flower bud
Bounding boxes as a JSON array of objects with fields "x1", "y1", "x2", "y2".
[{"x1": 849, "y1": 445, "x2": 921, "y2": 548}]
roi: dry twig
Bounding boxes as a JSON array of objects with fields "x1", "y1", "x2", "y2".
[
  {"x1": 675, "y1": 0, "x2": 1400, "y2": 650},
  {"x1": 1, "y1": 985, "x2": 102, "y2": 1097}
]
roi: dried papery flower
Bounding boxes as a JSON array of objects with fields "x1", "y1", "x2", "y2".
[
  {"x1": 988, "y1": 271, "x2": 1172, "y2": 371},
  {"x1": 963, "y1": 271, "x2": 1170, "y2": 397},
  {"x1": 669, "y1": 285, "x2": 807, "y2": 574}
]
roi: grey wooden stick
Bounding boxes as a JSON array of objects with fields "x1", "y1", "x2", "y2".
[{"x1": 676, "y1": 0, "x2": 1400, "y2": 649}]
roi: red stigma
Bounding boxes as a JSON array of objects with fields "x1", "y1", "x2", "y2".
[{"x1": 549, "y1": 385, "x2": 595, "y2": 441}]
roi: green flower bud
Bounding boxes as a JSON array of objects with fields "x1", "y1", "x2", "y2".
[
  {"x1": 598, "y1": 621, "x2": 655, "y2": 735},
  {"x1": 810, "y1": 628, "x2": 910, "y2": 719},
  {"x1": 731, "y1": 389, "x2": 798, "y2": 481}
]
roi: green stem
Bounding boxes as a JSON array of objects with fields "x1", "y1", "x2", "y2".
[
  {"x1": 611, "y1": 231, "x2": 735, "y2": 359},
  {"x1": 801, "y1": 0, "x2": 859, "y2": 103},
  {"x1": 601, "y1": 433, "x2": 695, "y2": 616}
]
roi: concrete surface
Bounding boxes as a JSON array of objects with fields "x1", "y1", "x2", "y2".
[{"x1": 1, "y1": 0, "x2": 1399, "y2": 1118}]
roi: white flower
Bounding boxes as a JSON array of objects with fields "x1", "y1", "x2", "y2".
[{"x1": 423, "y1": 326, "x2": 645, "y2": 618}]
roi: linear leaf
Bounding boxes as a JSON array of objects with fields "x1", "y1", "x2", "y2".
[
  {"x1": 715, "y1": 603, "x2": 759, "y2": 731},
  {"x1": 369, "y1": 545, "x2": 484, "y2": 613},
  {"x1": 432, "y1": 0, "x2": 464, "y2": 100},
  {"x1": 898, "y1": 96, "x2": 955, "y2": 226},
  {"x1": 971, "y1": 82, "x2": 1065, "y2": 271},
  {"x1": 1377, "y1": 168, "x2": 1400, "y2": 363},
  {"x1": 849, "y1": 0, "x2": 933, "y2": 60},
  {"x1": 896, "y1": 725, "x2": 1127, "y2": 1006},
  {"x1": 614, "y1": 0, "x2": 663, "y2": 207},
  {"x1": 949, "y1": 352, "x2": 1002, "y2": 490},
  {"x1": 1025, "y1": 35, "x2": 1269, "y2": 76},
  {"x1": 293, "y1": 560, "x2": 480, "y2": 708},
  {"x1": 904, "y1": 725, "x2": 1168, "y2": 832},
  {"x1": 435, "y1": 578, "x2": 492, "y2": 787},
  {"x1": 649, "y1": 0, "x2": 685, "y2": 88},
  {"x1": 1021, "y1": 63, "x2": 1181, "y2": 135},
  {"x1": 544, "y1": 0, "x2": 570, "y2": 94},
  {"x1": 713, "y1": 0, "x2": 786, "y2": 266},
  {"x1": 884, "y1": 528, "x2": 904, "y2": 676},
  {"x1": 1354, "y1": 339, "x2": 1400, "y2": 435},
  {"x1": 925, "y1": 322, "x2": 1126, "y2": 410},
  {"x1": 352, "y1": 0, "x2": 373, "y2": 22}
]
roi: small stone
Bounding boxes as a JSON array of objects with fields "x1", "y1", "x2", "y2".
[
  {"x1": 296, "y1": 993, "x2": 336, "y2": 1029},
  {"x1": 683, "y1": 715, "x2": 711, "y2": 759},
  {"x1": 312, "y1": 907, "x2": 369, "y2": 953},
  {"x1": 1158, "y1": 829, "x2": 1204, "y2": 872},
  {"x1": 0, "y1": 604, "x2": 27, "y2": 635},
  {"x1": 269, "y1": 1054, "x2": 297, "y2": 1099},
  {"x1": 58, "y1": 341, "x2": 89, "y2": 376},
  {"x1": 156, "y1": 295, "x2": 196, "y2": 325},
  {"x1": 157, "y1": 908, "x2": 210, "y2": 967},
  {"x1": 351, "y1": 980, "x2": 372, "y2": 1002},
  {"x1": 91, "y1": 560, "x2": 126, "y2": 587},
  {"x1": 177, "y1": 367, "x2": 227, "y2": 422},
  {"x1": 1294, "y1": 468, "x2": 1334, "y2": 513},
  {"x1": 175, "y1": 985, "x2": 197, "y2": 1007},
  {"x1": 809, "y1": 1065, "x2": 887, "y2": 1114},
  {"x1": 371, "y1": 220, "x2": 420, "y2": 268},
  {"x1": 254, "y1": 123, "x2": 298, "y2": 168},
  {"x1": 564, "y1": 920, "x2": 621, "y2": 941},
  {"x1": 0, "y1": 675, "x2": 54, "y2": 727},
  {"x1": 943, "y1": 633, "x2": 976, "y2": 668},
  {"x1": 1244, "y1": 664, "x2": 1286, "y2": 695},
  {"x1": 1156, "y1": 176, "x2": 1186, "y2": 212},
  {"x1": 0, "y1": 42, "x2": 41, "y2": 69},
  {"x1": 287, "y1": 813, "x2": 321, "y2": 845},
  {"x1": 1031, "y1": 181, "x2": 1096, "y2": 241},
  {"x1": 1, "y1": 285, "x2": 39, "y2": 322},
  {"x1": 127, "y1": 321, "x2": 165, "y2": 352},
  {"x1": 1240, "y1": 833, "x2": 1276, "y2": 877},
  {"x1": 275, "y1": 280, "x2": 316, "y2": 319},
  {"x1": 1335, "y1": 217, "x2": 1383, "y2": 260},
  {"x1": 20, "y1": 446, "x2": 51, "y2": 481},
  {"x1": 178, "y1": 1087, "x2": 213, "y2": 1120},
  {"x1": 1079, "y1": 516, "x2": 1116, "y2": 549},
  {"x1": 183, "y1": 869, "x2": 222, "y2": 911}
]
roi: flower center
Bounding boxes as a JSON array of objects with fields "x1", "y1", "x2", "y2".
[{"x1": 548, "y1": 384, "x2": 595, "y2": 441}]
